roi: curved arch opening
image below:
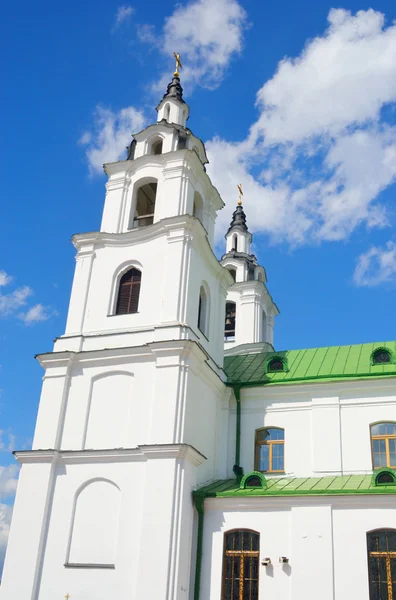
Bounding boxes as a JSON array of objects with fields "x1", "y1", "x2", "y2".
[
  {"x1": 372, "y1": 348, "x2": 392, "y2": 365},
  {"x1": 232, "y1": 234, "x2": 238, "y2": 252},
  {"x1": 150, "y1": 138, "x2": 163, "y2": 155},
  {"x1": 131, "y1": 180, "x2": 157, "y2": 229},
  {"x1": 164, "y1": 103, "x2": 170, "y2": 122}
]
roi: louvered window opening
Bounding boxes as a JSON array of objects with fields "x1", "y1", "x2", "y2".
[{"x1": 116, "y1": 269, "x2": 141, "y2": 315}]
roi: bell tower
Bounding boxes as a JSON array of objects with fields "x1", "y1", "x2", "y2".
[
  {"x1": 221, "y1": 195, "x2": 279, "y2": 351},
  {"x1": 1, "y1": 65, "x2": 231, "y2": 600}
]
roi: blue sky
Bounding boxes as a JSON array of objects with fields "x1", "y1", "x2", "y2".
[{"x1": 1, "y1": 0, "x2": 396, "y2": 567}]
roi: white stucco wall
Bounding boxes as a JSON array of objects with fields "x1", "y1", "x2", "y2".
[{"x1": 200, "y1": 495, "x2": 396, "y2": 600}]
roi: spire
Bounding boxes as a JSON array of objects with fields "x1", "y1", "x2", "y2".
[
  {"x1": 161, "y1": 75, "x2": 185, "y2": 105},
  {"x1": 227, "y1": 204, "x2": 248, "y2": 234}
]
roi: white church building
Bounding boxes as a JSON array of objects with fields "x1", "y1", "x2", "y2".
[{"x1": 2, "y1": 67, "x2": 396, "y2": 600}]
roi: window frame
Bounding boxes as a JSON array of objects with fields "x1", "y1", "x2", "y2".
[
  {"x1": 224, "y1": 301, "x2": 236, "y2": 341},
  {"x1": 221, "y1": 529, "x2": 260, "y2": 600},
  {"x1": 367, "y1": 528, "x2": 396, "y2": 600},
  {"x1": 112, "y1": 266, "x2": 142, "y2": 316},
  {"x1": 370, "y1": 422, "x2": 396, "y2": 470},
  {"x1": 254, "y1": 427, "x2": 285, "y2": 474}
]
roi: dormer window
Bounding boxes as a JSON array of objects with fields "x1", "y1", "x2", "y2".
[
  {"x1": 268, "y1": 358, "x2": 285, "y2": 372},
  {"x1": 372, "y1": 348, "x2": 392, "y2": 364},
  {"x1": 132, "y1": 181, "x2": 157, "y2": 229}
]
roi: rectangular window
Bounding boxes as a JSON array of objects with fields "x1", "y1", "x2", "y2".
[{"x1": 255, "y1": 428, "x2": 285, "y2": 473}]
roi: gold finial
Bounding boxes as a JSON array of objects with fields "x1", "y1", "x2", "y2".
[
  {"x1": 237, "y1": 183, "x2": 243, "y2": 205},
  {"x1": 65, "y1": 595, "x2": 70, "y2": 600},
  {"x1": 173, "y1": 52, "x2": 183, "y2": 77}
]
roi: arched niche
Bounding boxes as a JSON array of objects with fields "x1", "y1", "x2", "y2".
[
  {"x1": 67, "y1": 479, "x2": 120, "y2": 567},
  {"x1": 84, "y1": 372, "x2": 134, "y2": 449}
]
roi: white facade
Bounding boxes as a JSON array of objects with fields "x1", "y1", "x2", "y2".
[{"x1": 2, "y1": 72, "x2": 396, "y2": 600}]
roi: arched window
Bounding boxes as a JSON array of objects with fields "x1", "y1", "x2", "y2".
[
  {"x1": 150, "y1": 139, "x2": 163, "y2": 155},
  {"x1": 367, "y1": 529, "x2": 396, "y2": 599},
  {"x1": 232, "y1": 234, "x2": 238, "y2": 252},
  {"x1": 268, "y1": 358, "x2": 284, "y2": 372},
  {"x1": 222, "y1": 530, "x2": 259, "y2": 600},
  {"x1": 164, "y1": 104, "x2": 170, "y2": 122},
  {"x1": 373, "y1": 348, "x2": 392, "y2": 364},
  {"x1": 192, "y1": 191, "x2": 204, "y2": 224},
  {"x1": 132, "y1": 181, "x2": 157, "y2": 228},
  {"x1": 116, "y1": 268, "x2": 141, "y2": 315},
  {"x1": 224, "y1": 301, "x2": 236, "y2": 340},
  {"x1": 371, "y1": 423, "x2": 396, "y2": 469},
  {"x1": 255, "y1": 427, "x2": 285, "y2": 473},
  {"x1": 198, "y1": 284, "x2": 209, "y2": 337}
]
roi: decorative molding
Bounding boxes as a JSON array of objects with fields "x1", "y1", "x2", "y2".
[{"x1": 15, "y1": 444, "x2": 207, "y2": 466}]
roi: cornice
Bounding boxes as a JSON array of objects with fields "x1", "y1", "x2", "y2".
[{"x1": 15, "y1": 444, "x2": 206, "y2": 466}]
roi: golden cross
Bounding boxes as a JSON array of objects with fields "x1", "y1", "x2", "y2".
[
  {"x1": 237, "y1": 183, "x2": 243, "y2": 205},
  {"x1": 173, "y1": 52, "x2": 183, "y2": 77}
]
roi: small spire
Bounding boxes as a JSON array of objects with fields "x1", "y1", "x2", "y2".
[
  {"x1": 227, "y1": 205, "x2": 248, "y2": 234},
  {"x1": 159, "y1": 53, "x2": 186, "y2": 106}
]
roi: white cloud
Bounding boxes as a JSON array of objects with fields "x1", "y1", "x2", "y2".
[
  {"x1": 0, "y1": 503, "x2": 13, "y2": 572},
  {"x1": 206, "y1": 8, "x2": 396, "y2": 246},
  {"x1": 113, "y1": 5, "x2": 134, "y2": 30},
  {"x1": 0, "y1": 270, "x2": 56, "y2": 324},
  {"x1": 80, "y1": 106, "x2": 146, "y2": 174},
  {"x1": 0, "y1": 432, "x2": 16, "y2": 454},
  {"x1": 0, "y1": 272, "x2": 12, "y2": 287},
  {"x1": 18, "y1": 304, "x2": 56, "y2": 325},
  {"x1": 354, "y1": 241, "x2": 396, "y2": 286},
  {"x1": 0, "y1": 466, "x2": 18, "y2": 498},
  {"x1": 0, "y1": 285, "x2": 32, "y2": 317},
  {"x1": 152, "y1": 0, "x2": 248, "y2": 90}
]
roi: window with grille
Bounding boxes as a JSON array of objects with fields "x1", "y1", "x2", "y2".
[
  {"x1": 255, "y1": 427, "x2": 285, "y2": 473},
  {"x1": 371, "y1": 423, "x2": 396, "y2": 469},
  {"x1": 222, "y1": 530, "x2": 259, "y2": 600},
  {"x1": 225, "y1": 301, "x2": 236, "y2": 340},
  {"x1": 367, "y1": 529, "x2": 396, "y2": 599},
  {"x1": 115, "y1": 268, "x2": 141, "y2": 315}
]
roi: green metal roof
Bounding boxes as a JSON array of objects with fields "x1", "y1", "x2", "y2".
[
  {"x1": 224, "y1": 341, "x2": 396, "y2": 387},
  {"x1": 193, "y1": 474, "x2": 396, "y2": 498}
]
